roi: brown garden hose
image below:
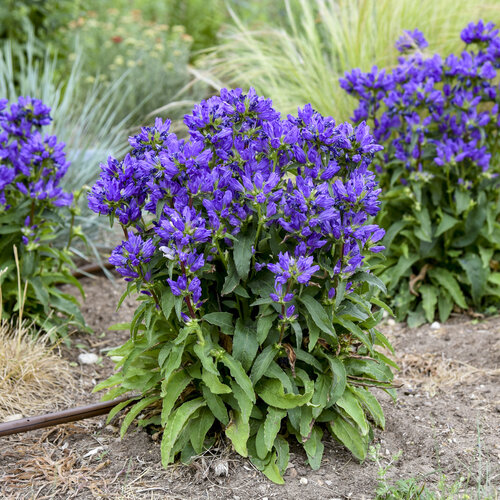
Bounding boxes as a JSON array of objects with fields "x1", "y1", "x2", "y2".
[{"x1": 0, "y1": 395, "x2": 134, "y2": 437}]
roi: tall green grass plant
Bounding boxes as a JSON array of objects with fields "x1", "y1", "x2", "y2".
[{"x1": 201, "y1": 0, "x2": 500, "y2": 121}]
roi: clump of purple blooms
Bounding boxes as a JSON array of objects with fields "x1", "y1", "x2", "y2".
[
  {"x1": 340, "y1": 20, "x2": 500, "y2": 179},
  {"x1": 89, "y1": 88, "x2": 384, "y2": 326},
  {"x1": 340, "y1": 20, "x2": 500, "y2": 322},
  {"x1": 0, "y1": 96, "x2": 73, "y2": 245}
]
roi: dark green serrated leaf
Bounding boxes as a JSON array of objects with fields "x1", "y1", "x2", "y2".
[
  {"x1": 459, "y1": 253, "x2": 488, "y2": 305},
  {"x1": 233, "y1": 229, "x2": 255, "y2": 280},
  {"x1": 201, "y1": 384, "x2": 229, "y2": 425},
  {"x1": 203, "y1": 311, "x2": 234, "y2": 335},
  {"x1": 419, "y1": 284, "x2": 438, "y2": 323},
  {"x1": 250, "y1": 344, "x2": 279, "y2": 384},
  {"x1": 328, "y1": 412, "x2": 368, "y2": 461},
  {"x1": 428, "y1": 267, "x2": 467, "y2": 309},
  {"x1": 263, "y1": 407, "x2": 286, "y2": 452},
  {"x1": 232, "y1": 319, "x2": 259, "y2": 371},
  {"x1": 190, "y1": 407, "x2": 215, "y2": 454},
  {"x1": 299, "y1": 295, "x2": 335, "y2": 337},
  {"x1": 121, "y1": 395, "x2": 161, "y2": 438},
  {"x1": 256, "y1": 378, "x2": 313, "y2": 409},
  {"x1": 303, "y1": 426, "x2": 324, "y2": 470},
  {"x1": 161, "y1": 398, "x2": 206, "y2": 466},
  {"x1": 220, "y1": 352, "x2": 255, "y2": 403}
]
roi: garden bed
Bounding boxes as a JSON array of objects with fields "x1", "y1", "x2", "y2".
[{"x1": 0, "y1": 274, "x2": 498, "y2": 499}]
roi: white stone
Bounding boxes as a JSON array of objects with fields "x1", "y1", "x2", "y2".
[
  {"x1": 78, "y1": 352, "x2": 99, "y2": 364},
  {"x1": 83, "y1": 446, "x2": 105, "y2": 458},
  {"x1": 430, "y1": 321, "x2": 441, "y2": 330},
  {"x1": 387, "y1": 318, "x2": 396, "y2": 326},
  {"x1": 299, "y1": 477, "x2": 308, "y2": 485},
  {"x1": 213, "y1": 460, "x2": 229, "y2": 476}
]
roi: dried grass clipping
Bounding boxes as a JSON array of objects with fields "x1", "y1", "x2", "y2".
[
  {"x1": 397, "y1": 352, "x2": 500, "y2": 396},
  {"x1": 0, "y1": 320, "x2": 75, "y2": 421}
]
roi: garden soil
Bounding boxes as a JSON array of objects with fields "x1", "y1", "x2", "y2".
[{"x1": 0, "y1": 274, "x2": 499, "y2": 499}]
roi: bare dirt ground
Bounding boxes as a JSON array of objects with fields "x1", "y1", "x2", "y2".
[{"x1": 0, "y1": 274, "x2": 499, "y2": 499}]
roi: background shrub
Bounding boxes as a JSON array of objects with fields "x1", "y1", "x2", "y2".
[
  {"x1": 341, "y1": 22, "x2": 500, "y2": 326},
  {"x1": 64, "y1": 7, "x2": 206, "y2": 125}
]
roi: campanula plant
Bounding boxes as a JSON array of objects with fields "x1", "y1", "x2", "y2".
[
  {"x1": 90, "y1": 88, "x2": 396, "y2": 482},
  {"x1": 341, "y1": 21, "x2": 500, "y2": 326},
  {"x1": 0, "y1": 96, "x2": 87, "y2": 337}
]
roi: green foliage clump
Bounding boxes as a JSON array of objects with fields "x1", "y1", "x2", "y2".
[
  {"x1": 0, "y1": 0, "x2": 78, "y2": 46},
  {"x1": 91, "y1": 88, "x2": 396, "y2": 482}
]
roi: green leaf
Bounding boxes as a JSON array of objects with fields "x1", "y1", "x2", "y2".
[
  {"x1": 161, "y1": 370, "x2": 192, "y2": 426},
  {"x1": 190, "y1": 407, "x2": 215, "y2": 454},
  {"x1": 221, "y1": 256, "x2": 239, "y2": 296},
  {"x1": 193, "y1": 342, "x2": 219, "y2": 376},
  {"x1": 219, "y1": 352, "x2": 255, "y2": 402},
  {"x1": 371, "y1": 297, "x2": 394, "y2": 317},
  {"x1": 459, "y1": 253, "x2": 488, "y2": 305},
  {"x1": 201, "y1": 384, "x2": 229, "y2": 425},
  {"x1": 274, "y1": 435, "x2": 290, "y2": 475},
  {"x1": 106, "y1": 397, "x2": 138, "y2": 425},
  {"x1": 159, "y1": 342, "x2": 184, "y2": 381},
  {"x1": 225, "y1": 409, "x2": 250, "y2": 457},
  {"x1": 311, "y1": 373, "x2": 330, "y2": 418},
  {"x1": 435, "y1": 212, "x2": 459, "y2": 237},
  {"x1": 233, "y1": 229, "x2": 255, "y2": 280},
  {"x1": 234, "y1": 284, "x2": 250, "y2": 298},
  {"x1": 438, "y1": 288, "x2": 453, "y2": 323},
  {"x1": 161, "y1": 398, "x2": 206, "y2": 466},
  {"x1": 344, "y1": 358, "x2": 393, "y2": 384},
  {"x1": 387, "y1": 255, "x2": 419, "y2": 290},
  {"x1": 250, "y1": 344, "x2": 279, "y2": 384},
  {"x1": 230, "y1": 380, "x2": 253, "y2": 423},
  {"x1": 256, "y1": 314, "x2": 276, "y2": 344},
  {"x1": 383, "y1": 220, "x2": 408, "y2": 250},
  {"x1": 428, "y1": 267, "x2": 467, "y2": 309},
  {"x1": 328, "y1": 412, "x2": 368, "y2": 461},
  {"x1": 479, "y1": 246, "x2": 494, "y2": 270},
  {"x1": 30, "y1": 276, "x2": 49, "y2": 309},
  {"x1": 201, "y1": 368, "x2": 232, "y2": 394},
  {"x1": 203, "y1": 312, "x2": 234, "y2": 335},
  {"x1": 232, "y1": 319, "x2": 259, "y2": 371},
  {"x1": 120, "y1": 396, "x2": 161, "y2": 438},
  {"x1": 260, "y1": 451, "x2": 285, "y2": 484},
  {"x1": 348, "y1": 386, "x2": 385, "y2": 429},
  {"x1": 455, "y1": 189, "x2": 470, "y2": 215},
  {"x1": 256, "y1": 378, "x2": 313, "y2": 409},
  {"x1": 419, "y1": 284, "x2": 438, "y2": 323},
  {"x1": 351, "y1": 271, "x2": 387, "y2": 295},
  {"x1": 299, "y1": 405, "x2": 314, "y2": 438},
  {"x1": 299, "y1": 295, "x2": 335, "y2": 337},
  {"x1": 255, "y1": 423, "x2": 268, "y2": 460},
  {"x1": 263, "y1": 407, "x2": 286, "y2": 452},
  {"x1": 322, "y1": 354, "x2": 347, "y2": 405},
  {"x1": 306, "y1": 312, "x2": 321, "y2": 351},
  {"x1": 333, "y1": 316, "x2": 373, "y2": 354},
  {"x1": 414, "y1": 207, "x2": 432, "y2": 242},
  {"x1": 303, "y1": 426, "x2": 324, "y2": 470},
  {"x1": 336, "y1": 391, "x2": 369, "y2": 435}
]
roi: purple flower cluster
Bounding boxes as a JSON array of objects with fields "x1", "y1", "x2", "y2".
[
  {"x1": 340, "y1": 21, "x2": 500, "y2": 180},
  {"x1": 89, "y1": 88, "x2": 384, "y2": 322},
  {"x1": 0, "y1": 97, "x2": 72, "y2": 214}
]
